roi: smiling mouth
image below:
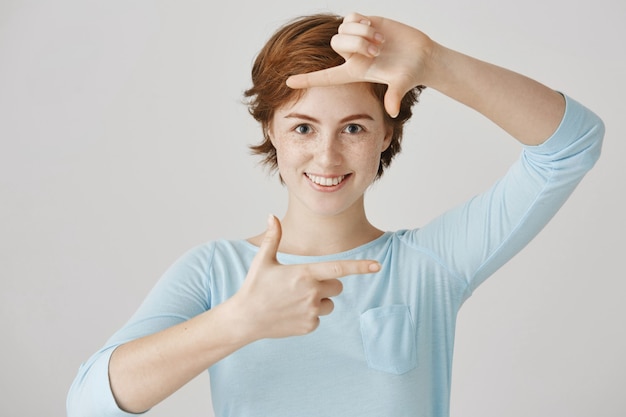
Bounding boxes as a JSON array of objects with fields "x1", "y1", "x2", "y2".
[{"x1": 305, "y1": 173, "x2": 348, "y2": 187}]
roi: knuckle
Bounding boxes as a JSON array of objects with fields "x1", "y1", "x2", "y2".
[
  {"x1": 304, "y1": 287, "x2": 320, "y2": 303},
  {"x1": 300, "y1": 317, "x2": 320, "y2": 335},
  {"x1": 359, "y1": 38, "x2": 374, "y2": 53},
  {"x1": 344, "y1": 12, "x2": 363, "y2": 23},
  {"x1": 330, "y1": 263, "x2": 344, "y2": 277}
]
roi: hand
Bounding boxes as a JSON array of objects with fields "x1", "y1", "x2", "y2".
[
  {"x1": 286, "y1": 12, "x2": 434, "y2": 117},
  {"x1": 232, "y1": 215, "x2": 381, "y2": 340}
]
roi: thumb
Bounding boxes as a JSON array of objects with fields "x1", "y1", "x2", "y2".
[
  {"x1": 256, "y1": 214, "x2": 282, "y2": 263},
  {"x1": 383, "y1": 85, "x2": 404, "y2": 118},
  {"x1": 286, "y1": 65, "x2": 354, "y2": 90}
]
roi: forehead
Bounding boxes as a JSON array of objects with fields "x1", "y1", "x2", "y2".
[{"x1": 276, "y1": 83, "x2": 385, "y2": 120}]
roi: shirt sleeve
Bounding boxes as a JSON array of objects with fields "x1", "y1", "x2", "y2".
[
  {"x1": 407, "y1": 94, "x2": 604, "y2": 295},
  {"x1": 66, "y1": 243, "x2": 215, "y2": 417}
]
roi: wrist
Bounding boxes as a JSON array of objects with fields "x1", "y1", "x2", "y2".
[
  {"x1": 419, "y1": 41, "x2": 451, "y2": 90},
  {"x1": 212, "y1": 295, "x2": 261, "y2": 348}
]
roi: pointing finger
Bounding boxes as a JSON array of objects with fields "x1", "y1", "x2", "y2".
[{"x1": 307, "y1": 259, "x2": 381, "y2": 281}]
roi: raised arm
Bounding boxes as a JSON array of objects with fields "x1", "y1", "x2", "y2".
[
  {"x1": 287, "y1": 12, "x2": 565, "y2": 145},
  {"x1": 288, "y1": 11, "x2": 603, "y2": 294}
]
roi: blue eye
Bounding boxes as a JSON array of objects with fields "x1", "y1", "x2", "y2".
[
  {"x1": 344, "y1": 124, "x2": 363, "y2": 134},
  {"x1": 295, "y1": 124, "x2": 312, "y2": 134}
]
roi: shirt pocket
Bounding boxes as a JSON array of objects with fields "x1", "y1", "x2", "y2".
[{"x1": 360, "y1": 304, "x2": 417, "y2": 375}]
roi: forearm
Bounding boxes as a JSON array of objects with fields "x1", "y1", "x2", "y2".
[
  {"x1": 109, "y1": 300, "x2": 250, "y2": 413},
  {"x1": 423, "y1": 42, "x2": 565, "y2": 145}
]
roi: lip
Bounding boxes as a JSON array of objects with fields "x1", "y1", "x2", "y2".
[{"x1": 304, "y1": 172, "x2": 351, "y2": 191}]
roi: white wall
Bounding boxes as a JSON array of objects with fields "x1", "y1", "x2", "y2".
[{"x1": 1, "y1": 0, "x2": 624, "y2": 416}]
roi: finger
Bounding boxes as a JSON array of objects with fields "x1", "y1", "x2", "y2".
[
  {"x1": 342, "y1": 12, "x2": 371, "y2": 25},
  {"x1": 318, "y1": 298, "x2": 335, "y2": 316},
  {"x1": 256, "y1": 214, "x2": 282, "y2": 263},
  {"x1": 331, "y1": 32, "x2": 381, "y2": 59},
  {"x1": 307, "y1": 259, "x2": 381, "y2": 281},
  {"x1": 338, "y1": 21, "x2": 385, "y2": 45},
  {"x1": 384, "y1": 86, "x2": 404, "y2": 118},
  {"x1": 286, "y1": 65, "x2": 355, "y2": 89},
  {"x1": 318, "y1": 278, "x2": 343, "y2": 298}
]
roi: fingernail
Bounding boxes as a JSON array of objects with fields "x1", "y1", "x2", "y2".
[
  {"x1": 360, "y1": 19, "x2": 371, "y2": 26},
  {"x1": 374, "y1": 32, "x2": 384, "y2": 43},
  {"x1": 267, "y1": 214, "x2": 275, "y2": 227},
  {"x1": 368, "y1": 45, "x2": 380, "y2": 57},
  {"x1": 369, "y1": 262, "x2": 381, "y2": 272}
]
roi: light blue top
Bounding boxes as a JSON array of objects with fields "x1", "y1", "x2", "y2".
[{"x1": 67, "y1": 95, "x2": 604, "y2": 417}]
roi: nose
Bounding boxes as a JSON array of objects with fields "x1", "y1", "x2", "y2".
[{"x1": 315, "y1": 133, "x2": 343, "y2": 167}]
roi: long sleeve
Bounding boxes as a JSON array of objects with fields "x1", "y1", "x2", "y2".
[
  {"x1": 66, "y1": 243, "x2": 215, "y2": 417},
  {"x1": 409, "y1": 94, "x2": 604, "y2": 295},
  {"x1": 66, "y1": 94, "x2": 605, "y2": 417}
]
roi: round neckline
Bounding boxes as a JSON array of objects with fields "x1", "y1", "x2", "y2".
[{"x1": 240, "y1": 231, "x2": 393, "y2": 262}]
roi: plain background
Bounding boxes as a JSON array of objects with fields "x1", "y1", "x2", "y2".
[{"x1": 1, "y1": 0, "x2": 624, "y2": 416}]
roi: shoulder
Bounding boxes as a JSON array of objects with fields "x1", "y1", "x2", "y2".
[
  {"x1": 172, "y1": 239, "x2": 256, "y2": 270},
  {"x1": 155, "y1": 239, "x2": 254, "y2": 299}
]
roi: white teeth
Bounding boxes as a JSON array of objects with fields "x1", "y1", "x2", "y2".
[{"x1": 306, "y1": 173, "x2": 346, "y2": 186}]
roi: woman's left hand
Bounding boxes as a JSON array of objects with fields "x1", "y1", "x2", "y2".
[{"x1": 286, "y1": 12, "x2": 434, "y2": 118}]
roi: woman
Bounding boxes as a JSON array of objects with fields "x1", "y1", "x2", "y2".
[{"x1": 67, "y1": 12, "x2": 604, "y2": 417}]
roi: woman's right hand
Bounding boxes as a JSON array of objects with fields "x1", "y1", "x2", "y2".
[{"x1": 230, "y1": 215, "x2": 381, "y2": 341}]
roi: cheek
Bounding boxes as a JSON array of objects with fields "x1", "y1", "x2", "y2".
[
  {"x1": 273, "y1": 142, "x2": 303, "y2": 173},
  {"x1": 364, "y1": 149, "x2": 381, "y2": 166},
  {"x1": 271, "y1": 137, "x2": 286, "y2": 162},
  {"x1": 354, "y1": 145, "x2": 384, "y2": 175}
]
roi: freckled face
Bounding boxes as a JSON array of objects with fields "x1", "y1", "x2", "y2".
[{"x1": 268, "y1": 83, "x2": 392, "y2": 217}]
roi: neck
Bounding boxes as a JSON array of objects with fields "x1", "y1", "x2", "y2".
[{"x1": 277, "y1": 198, "x2": 383, "y2": 256}]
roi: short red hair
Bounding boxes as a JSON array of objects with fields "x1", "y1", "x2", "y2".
[{"x1": 244, "y1": 13, "x2": 424, "y2": 178}]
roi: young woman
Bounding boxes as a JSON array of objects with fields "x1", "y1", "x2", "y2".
[{"x1": 67, "y1": 12, "x2": 604, "y2": 417}]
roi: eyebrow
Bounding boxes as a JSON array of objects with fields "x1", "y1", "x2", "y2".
[{"x1": 284, "y1": 113, "x2": 376, "y2": 124}]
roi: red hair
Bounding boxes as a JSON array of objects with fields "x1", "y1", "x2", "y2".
[{"x1": 244, "y1": 13, "x2": 424, "y2": 178}]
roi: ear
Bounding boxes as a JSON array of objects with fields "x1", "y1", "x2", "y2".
[
  {"x1": 265, "y1": 123, "x2": 276, "y2": 146},
  {"x1": 381, "y1": 125, "x2": 393, "y2": 152}
]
